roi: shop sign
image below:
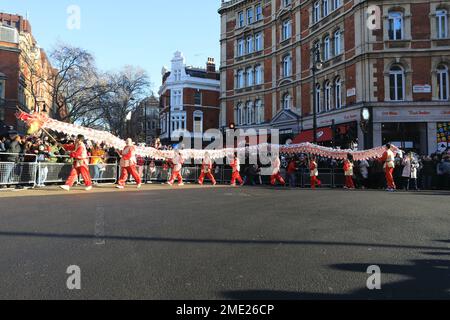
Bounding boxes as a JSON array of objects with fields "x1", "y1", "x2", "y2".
[{"x1": 413, "y1": 85, "x2": 431, "y2": 93}]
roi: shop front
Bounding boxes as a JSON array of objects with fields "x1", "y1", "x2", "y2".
[{"x1": 373, "y1": 106, "x2": 450, "y2": 155}]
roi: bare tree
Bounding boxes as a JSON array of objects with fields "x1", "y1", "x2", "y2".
[
  {"x1": 100, "y1": 66, "x2": 151, "y2": 138},
  {"x1": 48, "y1": 43, "x2": 113, "y2": 124}
]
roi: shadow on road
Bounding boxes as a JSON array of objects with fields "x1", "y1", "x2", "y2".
[
  {"x1": 0, "y1": 231, "x2": 450, "y2": 253},
  {"x1": 222, "y1": 257, "x2": 450, "y2": 300}
]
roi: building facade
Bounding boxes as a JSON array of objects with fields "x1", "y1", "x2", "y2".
[
  {"x1": 159, "y1": 52, "x2": 221, "y2": 143},
  {"x1": 219, "y1": 0, "x2": 450, "y2": 154},
  {"x1": 0, "y1": 13, "x2": 56, "y2": 134},
  {"x1": 129, "y1": 95, "x2": 161, "y2": 145}
]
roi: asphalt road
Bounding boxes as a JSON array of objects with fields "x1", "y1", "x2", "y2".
[{"x1": 0, "y1": 185, "x2": 449, "y2": 300}]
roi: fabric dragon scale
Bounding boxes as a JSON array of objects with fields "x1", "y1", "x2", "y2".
[{"x1": 16, "y1": 111, "x2": 398, "y2": 161}]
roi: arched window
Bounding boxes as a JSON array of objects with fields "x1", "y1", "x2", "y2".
[
  {"x1": 236, "y1": 103, "x2": 242, "y2": 125},
  {"x1": 323, "y1": 36, "x2": 331, "y2": 60},
  {"x1": 246, "y1": 67, "x2": 254, "y2": 87},
  {"x1": 323, "y1": 0, "x2": 330, "y2": 17},
  {"x1": 283, "y1": 94, "x2": 292, "y2": 110},
  {"x1": 389, "y1": 65, "x2": 405, "y2": 101},
  {"x1": 437, "y1": 64, "x2": 449, "y2": 101},
  {"x1": 193, "y1": 111, "x2": 203, "y2": 133},
  {"x1": 283, "y1": 55, "x2": 292, "y2": 77},
  {"x1": 237, "y1": 70, "x2": 245, "y2": 89},
  {"x1": 255, "y1": 65, "x2": 263, "y2": 85},
  {"x1": 334, "y1": 30, "x2": 342, "y2": 55},
  {"x1": 246, "y1": 101, "x2": 255, "y2": 124},
  {"x1": 324, "y1": 81, "x2": 332, "y2": 111},
  {"x1": 313, "y1": 1, "x2": 321, "y2": 23},
  {"x1": 242, "y1": 103, "x2": 247, "y2": 125},
  {"x1": 315, "y1": 84, "x2": 321, "y2": 113},
  {"x1": 437, "y1": 9, "x2": 448, "y2": 39},
  {"x1": 334, "y1": 77, "x2": 342, "y2": 109},
  {"x1": 388, "y1": 12, "x2": 403, "y2": 40},
  {"x1": 255, "y1": 99, "x2": 264, "y2": 124},
  {"x1": 246, "y1": 36, "x2": 254, "y2": 54}
]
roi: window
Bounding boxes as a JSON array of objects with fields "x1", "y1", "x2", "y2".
[
  {"x1": 324, "y1": 81, "x2": 332, "y2": 111},
  {"x1": 282, "y1": 20, "x2": 292, "y2": 41},
  {"x1": 194, "y1": 90, "x2": 202, "y2": 105},
  {"x1": 256, "y1": 99, "x2": 264, "y2": 124},
  {"x1": 389, "y1": 65, "x2": 405, "y2": 101},
  {"x1": 256, "y1": 4, "x2": 263, "y2": 21},
  {"x1": 237, "y1": 39, "x2": 245, "y2": 56},
  {"x1": 315, "y1": 84, "x2": 321, "y2": 113},
  {"x1": 235, "y1": 104, "x2": 242, "y2": 125},
  {"x1": 171, "y1": 112, "x2": 186, "y2": 132},
  {"x1": 193, "y1": 111, "x2": 203, "y2": 133},
  {"x1": 174, "y1": 69, "x2": 182, "y2": 81},
  {"x1": 255, "y1": 33, "x2": 263, "y2": 51},
  {"x1": 323, "y1": 36, "x2": 331, "y2": 60},
  {"x1": 246, "y1": 67, "x2": 254, "y2": 87},
  {"x1": 323, "y1": 0, "x2": 330, "y2": 17},
  {"x1": 247, "y1": 8, "x2": 254, "y2": 24},
  {"x1": 283, "y1": 94, "x2": 292, "y2": 110},
  {"x1": 0, "y1": 79, "x2": 5, "y2": 99},
  {"x1": 238, "y1": 11, "x2": 245, "y2": 28},
  {"x1": 437, "y1": 9, "x2": 448, "y2": 39},
  {"x1": 246, "y1": 36, "x2": 254, "y2": 54},
  {"x1": 171, "y1": 89, "x2": 182, "y2": 107},
  {"x1": 334, "y1": 77, "x2": 342, "y2": 109},
  {"x1": 255, "y1": 65, "x2": 263, "y2": 85},
  {"x1": 334, "y1": 30, "x2": 342, "y2": 55},
  {"x1": 283, "y1": 0, "x2": 292, "y2": 6},
  {"x1": 242, "y1": 104, "x2": 248, "y2": 125},
  {"x1": 388, "y1": 12, "x2": 403, "y2": 40},
  {"x1": 313, "y1": 2, "x2": 321, "y2": 23},
  {"x1": 283, "y1": 55, "x2": 292, "y2": 77},
  {"x1": 237, "y1": 70, "x2": 245, "y2": 88},
  {"x1": 333, "y1": 0, "x2": 341, "y2": 10},
  {"x1": 246, "y1": 101, "x2": 254, "y2": 124},
  {"x1": 437, "y1": 65, "x2": 449, "y2": 101}
]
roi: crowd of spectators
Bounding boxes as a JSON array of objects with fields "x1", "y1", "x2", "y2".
[{"x1": 1, "y1": 132, "x2": 450, "y2": 190}]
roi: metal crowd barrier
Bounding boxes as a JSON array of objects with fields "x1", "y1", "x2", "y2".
[{"x1": 0, "y1": 153, "x2": 38, "y2": 187}]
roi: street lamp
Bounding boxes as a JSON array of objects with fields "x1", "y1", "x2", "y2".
[{"x1": 311, "y1": 46, "x2": 323, "y2": 144}]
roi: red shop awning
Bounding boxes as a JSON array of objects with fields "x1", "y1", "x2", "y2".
[{"x1": 293, "y1": 127, "x2": 333, "y2": 144}]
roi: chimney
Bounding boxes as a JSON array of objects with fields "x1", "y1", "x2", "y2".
[{"x1": 206, "y1": 57, "x2": 216, "y2": 73}]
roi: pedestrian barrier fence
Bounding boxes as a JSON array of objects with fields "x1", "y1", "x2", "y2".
[
  {"x1": 0, "y1": 152, "x2": 347, "y2": 188},
  {"x1": 0, "y1": 153, "x2": 38, "y2": 187}
]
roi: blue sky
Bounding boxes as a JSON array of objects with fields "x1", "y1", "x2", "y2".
[{"x1": 0, "y1": 0, "x2": 221, "y2": 92}]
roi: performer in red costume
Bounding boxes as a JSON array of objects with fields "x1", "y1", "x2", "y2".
[
  {"x1": 116, "y1": 138, "x2": 142, "y2": 189},
  {"x1": 168, "y1": 150, "x2": 185, "y2": 186},
  {"x1": 270, "y1": 153, "x2": 285, "y2": 186},
  {"x1": 309, "y1": 156, "x2": 321, "y2": 189},
  {"x1": 198, "y1": 152, "x2": 216, "y2": 186},
  {"x1": 343, "y1": 153, "x2": 355, "y2": 190},
  {"x1": 379, "y1": 143, "x2": 396, "y2": 191},
  {"x1": 60, "y1": 134, "x2": 93, "y2": 191},
  {"x1": 230, "y1": 153, "x2": 244, "y2": 186}
]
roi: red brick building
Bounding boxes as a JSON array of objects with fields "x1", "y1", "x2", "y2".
[
  {"x1": 219, "y1": 0, "x2": 450, "y2": 154},
  {"x1": 159, "y1": 51, "x2": 220, "y2": 144},
  {"x1": 0, "y1": 13, "x2": 56, "y2": 134}
]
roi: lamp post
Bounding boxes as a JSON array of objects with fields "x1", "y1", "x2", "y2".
[{"x1": 311, "y1": 46, "x2": 323, "y2": 144}]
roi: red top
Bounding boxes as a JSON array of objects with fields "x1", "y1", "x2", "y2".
[
  {"x1": 309, "y1": 161, "x2": 317, "y2": 171},
  {"x1": 287, "y1": 161, "x2": 297, "y2": 174}
]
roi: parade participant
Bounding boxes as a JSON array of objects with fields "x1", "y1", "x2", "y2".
[
  {"x1": 230, "y1": 153, "x2": 244, "y2": 187},
  {"x1": 343, "y1": 153, "x2": 356, "y2": 190},
  {"x1": 286, "y1": 157, "x2": 298, "y2": 188},
  {"x1": 380, "y1": 143, "x2": 396, "y2": 191},
  {"x1": 309, "y1": 155, "x2": 321, "y2": 189},
  {"x1": 116, "y1": 138, "x2": 142, "y2": 189},
  {"x1": 168, "y1": 150, "x2": 185, "y2": 186},
  {"x1": 60, "y1": 134, "x2": 93, "y2": 191},
  {"x1": 270, "y1": 153, "x2": 285, "y2": 186},
  {"x1": 198, "y1": 152, "x2": 216, "y2": 186}
]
